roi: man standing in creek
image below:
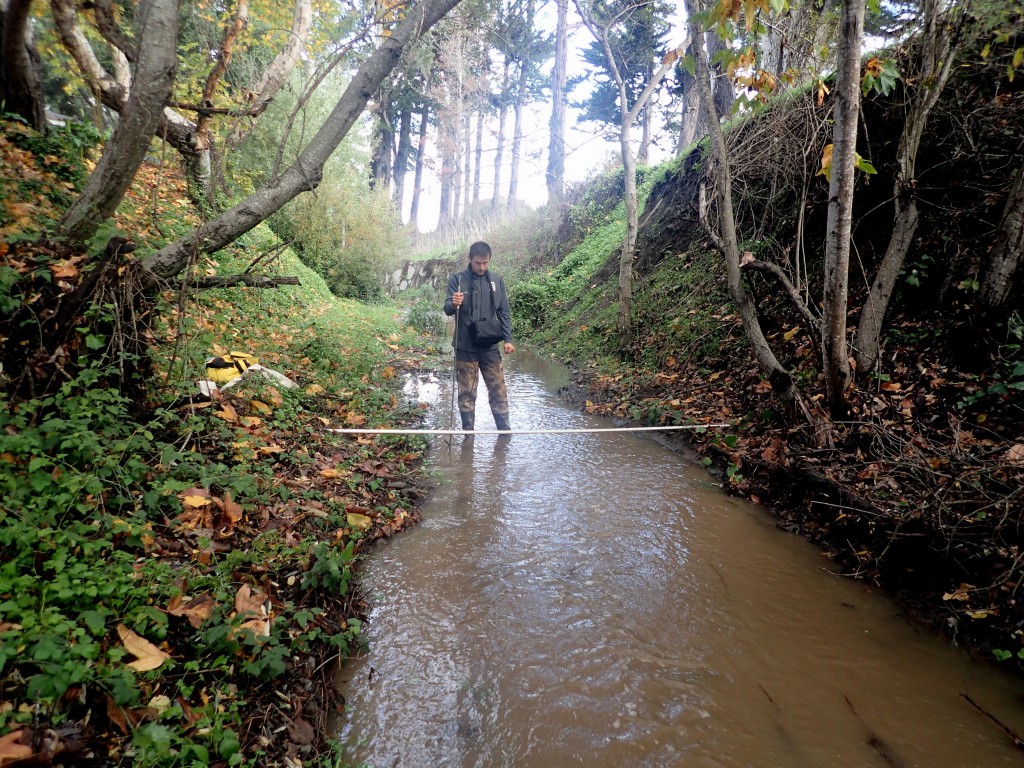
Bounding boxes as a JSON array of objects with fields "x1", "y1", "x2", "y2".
[{"x1": 444, "y1": 241, "x2": 515, "y2": 432}]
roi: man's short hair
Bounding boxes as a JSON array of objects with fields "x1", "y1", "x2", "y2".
[{"x1": 469, "y1": 241, "x2": 491, "y2": 260}]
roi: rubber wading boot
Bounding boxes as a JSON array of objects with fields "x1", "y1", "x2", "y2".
[
  {"x1": 494, "y1": 414, "x2": 511, "y2": 432},
  {"x1": 460, "y1": 411, "x2": 475, "y2": 431}
]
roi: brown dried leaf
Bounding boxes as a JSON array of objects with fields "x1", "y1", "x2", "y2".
[
  {"x1": 167, "y1": 594, "x2": 216, "y2": 629},
  {"x1": 117, "y1": 624, "x2": 171, "y2": 672},
  {"x1": 0, "y1": 730, "x2": 33, "y2": 763}
]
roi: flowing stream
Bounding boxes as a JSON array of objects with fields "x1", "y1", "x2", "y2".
[{"x1": 335, "y1": 350, "x2": 1024, "y2": 767}]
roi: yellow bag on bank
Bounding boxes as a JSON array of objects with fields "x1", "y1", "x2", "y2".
[{"x1": 205, "y1": 351, "x2": 259, "y2": 383}]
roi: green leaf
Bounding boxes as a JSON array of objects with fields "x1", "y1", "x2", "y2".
[{"x1": 855, "y1": 157, "x2": 877, "y2": 175}]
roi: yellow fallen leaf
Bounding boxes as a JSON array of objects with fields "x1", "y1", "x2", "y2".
[
  {"x1": 783, "y1": 326, "x2": 800, "y2": 341},
  {"x1": 182, "y1": 494, "x2": 212, "y2": 508},
  {"x1": 148, "y1": 695, "x2": 172, "y2": 714},
  {"x1": 117, "y1": 624, "x2": 171, "y2": 672},
  {"x1": 347, "y1": 513, "x2": 372, "y2": 530},
  {"x1": 306, "y1": 384, "x2": 325, "y2": 395}
]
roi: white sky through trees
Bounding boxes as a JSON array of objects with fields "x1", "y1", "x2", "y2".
[{"x1": 399, "y1": 2, "x2": 689, "y2": 233}]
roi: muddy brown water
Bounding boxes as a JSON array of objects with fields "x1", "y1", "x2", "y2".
[{"x1": 335, "y1": 350, "x2": 1024, "y2": 767}]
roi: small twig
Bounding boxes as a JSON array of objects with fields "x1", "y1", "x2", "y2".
[{"x1": 961, "y1": 693, "x2": 1024, "y2": 751}]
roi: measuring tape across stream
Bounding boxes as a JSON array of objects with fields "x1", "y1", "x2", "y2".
[{"x1": 327, "y1": 424, "x2": 732, "y2": 436}]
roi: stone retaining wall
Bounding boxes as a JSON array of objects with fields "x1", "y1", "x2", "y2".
[{"x1": 384, "y1": 257, "x2": 457, "y2": 294}]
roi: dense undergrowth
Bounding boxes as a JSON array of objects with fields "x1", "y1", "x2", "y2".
[{"x1": 1, "y1": 119, "x2": 440, "y2": 765}]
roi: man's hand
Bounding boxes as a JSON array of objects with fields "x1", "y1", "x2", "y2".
[
  {"x1": 452, "y1": 291, "x2": 464, "y2": 308},
  {"x1": 503, "y1": 342, "x2": 515, "y2": 355}
]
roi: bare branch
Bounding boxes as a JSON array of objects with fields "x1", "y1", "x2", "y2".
[
  {"x1": 741, "y1": 257, "x2": 821, "y2": 335},
  {"x1": 225, "y1": 0, "x2": 313, "y2": 149},
  {"x1": 94, "y1": 0, "x2": 136, "y2": 62}
]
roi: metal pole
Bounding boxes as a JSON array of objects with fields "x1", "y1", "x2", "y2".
[{"x1": 447, "y1": 274, "x2": 461, "y2": 451}]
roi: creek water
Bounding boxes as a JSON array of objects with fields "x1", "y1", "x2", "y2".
[{"x1": 335, "y1": 350, "x2": 1024, "y2": 767}]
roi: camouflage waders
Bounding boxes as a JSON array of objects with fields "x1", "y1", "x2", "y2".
[{"x1": 456, "y1": 359, "x2": 511, "y2": 431}]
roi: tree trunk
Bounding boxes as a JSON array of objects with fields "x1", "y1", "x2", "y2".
[
  {"x1": 393, "y1": 106, "x2": 413, "y2": 212},
  {"x1": 370, "y1": 94, "x2": 394, "y2": 191},
  {"x1": 462, "y1": 110, "x2": 472, "y2": 214},
  {"x1": 675, "y1": 41, "x2": 701, "y2": 155},
  {"x1": 473, "y1": 110, "x2": 484, "y2": 204},
  {"x1": 143, "y1": 0, "x2": 464, "y2": 281},
  {"x1": 59, "y1": 0, "x2": 181, "y2": 246},
  {"x1": 545, "y1": 0, "x2": 568, "y2": 204},
  {"x1": 638, "y1": 100, "x2": 652, "y2": 164},
  {"x1": 617, "y1": 117, "x2": 637, "y2": 351},
  {"x1": 707, "y1": 30, "x2": 734, "y2": 119},
  {"x1": 855, "y1": 0, "x2": 959, "y2": 372},
  {"x1": 979, "y1": 158, "x2": 1024, "y2": 309},
  {"x1": 683, "y1": 0, "x2": 802, "y2": 411},
  {"x1": 821, "y1": 0, "x2": 864, "y2": 418},
  {"x1": 195, "y1": 0, "x2": 248, "y2": 205},
  {"x1": 575, "y1": 0, "x2": 680, "y2": 355},
  {"x1": 50, "y1": 0, "x2": 210, "y2": 199},
  {"x1": 0, "y1": 0, "x2": 46, "y2": 131},
  {"x1": 508, "y1": 60, "x2": 527, "y2": 210},
  {"x1": 410, "y1": 101, "x2": 430, "y2": 231},
  {"x1": 438, "y1": 134, "x2": 455, "y2": 228},
  {"x1": 491, "y1": 59, "x2": 510, "y2": 211}
]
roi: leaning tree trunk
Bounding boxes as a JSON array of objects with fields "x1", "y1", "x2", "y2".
[
  {"x1": 821, "y1": 0, "x2": 864, "y2": 418},
  {"x1": 49, "y1": 0, "x2": 210, "y2": 200},
  {"x1": 143, "y1": 0, "x2": 464, "y2": 281},
  {"x1": 855, "y1": 0, "x2": 958, "y2": 372},
  {"x1": 59, "y1": 0, "x2": 181, "y2": 246},
  {"x1": 979, "y1": 157, "x2": 1024, "y2": 309},
  {"x1": 684, "y1": 0, "x2": 803, "y2": 411},
  {"x1": 0, "y1": 0, "x2": 46, "y2": 131}
]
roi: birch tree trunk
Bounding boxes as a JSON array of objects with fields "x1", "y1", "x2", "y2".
[
  {"x1": 59, "y1": 0, "x2": 181, "y2": 246},
  {"x1": 821, "y1": 0, "x2": 864, "y2": 418},
  {"x1": 143, "y1": 0, "x2": 464, "y2": 281},
  {"x1": 854, "y1": 0, "x2": 959, "y2": 372}
]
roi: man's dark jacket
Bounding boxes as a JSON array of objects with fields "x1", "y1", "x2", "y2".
[{"x1": 444, "y1": 267, "x2": 513, "y2": 354}]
